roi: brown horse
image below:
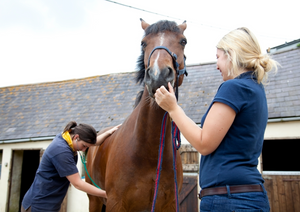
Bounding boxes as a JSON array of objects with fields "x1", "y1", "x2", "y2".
[{"x1": 86, "y1": 19, "x2": 188, "y2": 212}]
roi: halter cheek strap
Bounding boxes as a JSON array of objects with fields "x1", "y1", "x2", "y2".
[{"x1": 147, "y1": 46, "x2": 188, "y2": 100}]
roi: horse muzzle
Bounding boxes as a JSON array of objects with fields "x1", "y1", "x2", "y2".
[{"x1": 144, "y1": 66, "x2": 175, "y2": 98}]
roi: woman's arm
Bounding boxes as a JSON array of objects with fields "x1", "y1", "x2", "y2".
[
  {"x1": 155, "y1": 83, "x2": 235, "y2": 155},
  {"x1": 66, "y1": 173, "x2": 107, "y2": 198},
  {"x1": 95, "y1": 124, "x2": 121, "y2": 146}
]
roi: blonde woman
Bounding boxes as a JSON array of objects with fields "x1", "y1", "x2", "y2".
[
  {"x1": 155, "y1": 27, "x2": 278, "y2": 211},
  {"x1": 21, "y1": 121, "x2": 119, "y2": 212}
]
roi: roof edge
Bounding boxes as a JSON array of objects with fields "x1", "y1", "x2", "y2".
[
  {"x1": 267, "y1": 116, "x2": 300, "y2": 123},
  {"x1": 0, "y1": 136, "x2": 55, "y2": 144},
  {"x1": 187, "y1": 61, "x2": 216, "y2": 67},
  {"x1": 0, "y1": 72, "x2": 137, "y2": 89},
  {"x1": 268, "y1": 46, "x2": 300, "y2": 56}
]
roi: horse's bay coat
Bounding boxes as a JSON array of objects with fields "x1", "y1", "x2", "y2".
[{"x1": 86, "y1": 19, "x2": 187, "y2": 212}]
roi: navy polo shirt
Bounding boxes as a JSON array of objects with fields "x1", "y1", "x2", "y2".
[
  {"x1": 22, "y1": 134, "x2": 78, "y2": 212},
  {"x1": 200, "y1": 71, "x2": 267, "y2": 189}
]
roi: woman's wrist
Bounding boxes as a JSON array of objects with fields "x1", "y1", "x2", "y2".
[{"x1": 168, "y1": 104, "x2": 181, "y2": 120}]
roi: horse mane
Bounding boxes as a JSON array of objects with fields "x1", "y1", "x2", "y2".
[{"x1": 134, "y1": 20, "x2": 181, "y2": 107}]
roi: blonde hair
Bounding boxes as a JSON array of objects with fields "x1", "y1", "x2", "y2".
[{"x1": 217, "y1": 27, "x2": 278, "y2": 84}]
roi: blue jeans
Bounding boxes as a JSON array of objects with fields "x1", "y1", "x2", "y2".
[{"x1": 200, "y1": 184, "x2": 270, "y2": 212}]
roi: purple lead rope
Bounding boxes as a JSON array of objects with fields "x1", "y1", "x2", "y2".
[{"x1": 151, "y1": 112, "x2": 181, "y2": 212}]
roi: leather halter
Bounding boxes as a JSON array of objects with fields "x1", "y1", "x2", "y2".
[{"x1": 147, "y1": 46, "x2": 188, "y2": 100}]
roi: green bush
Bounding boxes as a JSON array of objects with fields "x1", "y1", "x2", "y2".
[{"x1": 297, "y1": 43, "x2": 300, "y2": 48}]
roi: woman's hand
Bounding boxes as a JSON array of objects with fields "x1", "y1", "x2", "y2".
[
  {"x1": 95, "y1": 124, "x2": 121, "y2": 146},
  {"x1": 67, "y1": 173, "x2": 107, "y2": 198},
  {"x1": 154, "y1": 82, "x2": 178, "y2": 113},
  {"x1": 103, "y1": 190, "x2": 107, "y2": 198},
  {"x1": 107, "y1": 124, "x2": 121, "y2": 135}
]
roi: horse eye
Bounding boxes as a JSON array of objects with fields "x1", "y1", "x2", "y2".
[
  {"x1": 141, "y1": 41, "x2": 147, "y2": 48},
  {"x1": 181, "y1": 39, "x2": 187, "y2": 46}
]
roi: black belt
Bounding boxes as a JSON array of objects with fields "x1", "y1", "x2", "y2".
[{"x1": 198, "y1": 184, "x2": 263, "y2": 199}]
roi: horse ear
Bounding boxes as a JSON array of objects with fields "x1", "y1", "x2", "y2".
[
  {"x1": 178, "y1": 20, "x2": 187, "y2": 33},
  {"x1": 140, "y1": 18, "x2": 150, "y2": 30}
]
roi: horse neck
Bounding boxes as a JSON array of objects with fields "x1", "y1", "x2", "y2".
[
  {"x1": 136, "y1": 87, "x2": 168, "y2": 124},
  {"x1": 132, "y1": 87, "x2": 173, "y2": 152}
]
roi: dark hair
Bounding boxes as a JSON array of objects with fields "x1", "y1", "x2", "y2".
[{"x1": 63, "y1": 121, "x2": 97, "y2": 144}]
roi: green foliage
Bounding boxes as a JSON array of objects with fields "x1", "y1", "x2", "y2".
[{"x1": 297, "y1": 43, "x2": 300, "y2": 48}]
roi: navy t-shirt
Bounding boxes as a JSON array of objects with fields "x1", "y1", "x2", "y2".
[
  {"x1": 22, "y1": 134, "x2": 78, "y2": 212},
  {"x1": 200, "y1": 71, "x2": 267, "y2": 189}
]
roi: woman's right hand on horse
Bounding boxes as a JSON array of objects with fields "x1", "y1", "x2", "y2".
[
  {"x1": 155, "y1": 82, "x2": 178, "y2": 113},
  {"x1": 95, "y1": 124, "x2": 121, "y2": 146},
  {"x1": 107, "y1": 124, "x2": 122, "y2": 135}
]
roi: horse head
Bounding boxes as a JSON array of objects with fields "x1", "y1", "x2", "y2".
[{"x1": 136, "y1": 19, "x2": 188, "y2": 100}]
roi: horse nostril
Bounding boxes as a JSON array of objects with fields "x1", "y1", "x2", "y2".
[
  {"x1": 163, "y1": 67, "x2": 174, "y2": 86},
  {"x1": 167, "y1": 67, "x2": 173, "y2": 78},
  {"x1": 145, "y1": 67, "x2": 151, "y2": 80}
]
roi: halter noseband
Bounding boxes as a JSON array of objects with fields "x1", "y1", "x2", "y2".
[{"x1": 147, "y1": 46, "x2": 188, "y2": 100}]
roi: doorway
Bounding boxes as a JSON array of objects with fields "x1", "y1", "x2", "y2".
[{"x1": 7, "y1": 150, "x2": 40, "y2": 212}]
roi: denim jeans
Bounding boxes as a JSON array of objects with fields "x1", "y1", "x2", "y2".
[{"x1": 200, "y1": 184, "x2": 270, "y2": 212}]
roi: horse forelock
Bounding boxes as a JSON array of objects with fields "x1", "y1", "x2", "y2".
[{"x1": 144, "y1": 20, "x2": 181, "y2": 36}]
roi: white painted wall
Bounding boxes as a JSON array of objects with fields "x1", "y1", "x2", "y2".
[{"x1": 264, "y1": 120, "x2": 300, "y2": 139}]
